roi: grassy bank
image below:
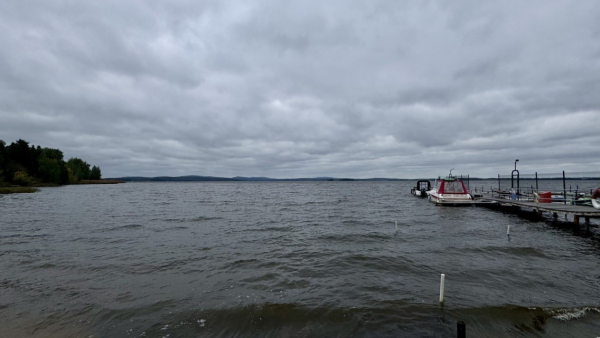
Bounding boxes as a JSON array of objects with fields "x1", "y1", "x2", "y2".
[
  {"x1": 0, "y1": 187, "x2": 40, "y2": 194},
  {"x1": 0, "y1": 179, "x2": 124, "y2": 194}
]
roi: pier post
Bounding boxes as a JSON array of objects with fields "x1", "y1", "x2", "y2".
[
  {"x1": 574, "y1": 215, "x2": 579, "y2": 225},
  {"x1": 457, "y1": 321, "x2": 466, "y2": 338},
  {"x1": 497, "y1": 174, "x2": 500, "y2": 196},
  {"x1": 439, "y1": 274, "x2": 445, "y2": 304},
  {"x1": 562, "y1": 171, "x2": 566, "y2": 205},
  {"x1": 511, "y1": 163, "x2": 520, "y2": 197},
  {"x1": 585, "y1": 217, "x2": 590, "y2": 223}
]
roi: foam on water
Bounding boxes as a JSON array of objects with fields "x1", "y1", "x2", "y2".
[{"x1": 546, "y1": 307, "x2": 600, "y2": 321}]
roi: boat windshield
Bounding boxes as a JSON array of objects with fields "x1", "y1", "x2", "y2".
[{"x1": 443, "y1": 181, "x2": 465, "y2": 193}]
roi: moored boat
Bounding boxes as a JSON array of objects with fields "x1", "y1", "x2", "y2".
[
  {"x1": 428, "y1": 173, "x2": 473, "y2": 205},
  {"x1": 411, "y1": 180, "x2": 431, "y2": 197}
]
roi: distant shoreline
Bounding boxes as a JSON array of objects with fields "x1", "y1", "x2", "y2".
[
  {"x1": 109, "y1": 175, "x2": 600, "y2": 182},
  {"x1": 77, "y1": 179, "x2": 125, "y2": 184},
  {"x1": 109, "y1": 176, "x2": 410, "y2": 182}
]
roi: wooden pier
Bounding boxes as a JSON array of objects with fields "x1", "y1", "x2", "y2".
[{"x1": 480, "y1": 195, "x2": 600, "y2": 225}]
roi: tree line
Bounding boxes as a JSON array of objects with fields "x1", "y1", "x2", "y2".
[{"x1": 0, "y1": 139, "x2": 101, "y2": 186}]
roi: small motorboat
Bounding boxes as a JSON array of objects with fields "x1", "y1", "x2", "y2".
[
  {"x1": 569, "y1": 188, "x2": 600, "y2": 209},
  {"x1": 428, "y1": 171, "x2": 473, "y2": 205},
  {"x1": 411, "y1": 180, "x2": 431, "y2": 197}
]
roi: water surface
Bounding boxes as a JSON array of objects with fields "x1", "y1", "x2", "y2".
[{"x1": 1, "y1": 181, "x2": 599, "y2": 337}]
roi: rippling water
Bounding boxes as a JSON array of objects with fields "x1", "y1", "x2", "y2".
[{"x1": 1, "y1": 181, "x2": 600, "y2": 337}]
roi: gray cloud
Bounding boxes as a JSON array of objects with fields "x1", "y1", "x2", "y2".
[{"x1": 1, "y1": 0, "x2": 599, "y2": 179}]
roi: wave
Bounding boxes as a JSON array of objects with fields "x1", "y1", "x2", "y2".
[
  {"x1": 97, "y1": 224, "x2": 143, "y2": 232},
  {"x1": 455, "y1": 304, "x2": 600, "y2": 336},
  {"x1": 109, "y1": 302, "x2": 600, "y2": 338},
  {"x1": 463, "y1": 246, "x2": 551, "y2": 259},
  {"x1": 6, "y1": 295, "x2": 600, "y2": 337},
  {"x1": 318, "y1": 232, "x2": 394, "y2": 243},
  {"x1": 545, "y1": 306, "x2": 600, "y2": 321},
  {"x1": 153, "y1": 226, "x2": 189, "y2": 232},
  {"x1": 123, "y1": 301, "x2": 445, "y2": 338},
  {"x1": 0, "y1": 233, "x2": 52, "y2": 239},
  {"x1": 161, "y1": 216, "x2": 224, "y2": 223},
  {"x1": 244, "y1": 226, "x2": 295, "y2": 233}
]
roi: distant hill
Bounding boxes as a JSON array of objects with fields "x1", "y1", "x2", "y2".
[{"x1": 116, "y1": 176, "x2": 238, "y2": 182}]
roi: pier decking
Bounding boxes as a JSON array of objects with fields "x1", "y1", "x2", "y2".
[{"x1": 480, "y1": 195, "x2": 600, "y2": 225}]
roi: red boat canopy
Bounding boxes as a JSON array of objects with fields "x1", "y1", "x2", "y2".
[{"x1": 436, "y1": 179, "x2": 468, "y2": 194}]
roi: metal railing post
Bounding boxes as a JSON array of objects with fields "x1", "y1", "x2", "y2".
[
  {"x1": 511, "y1": 169, "x2": 519, "y2": 197},
  {"x1": 563, "y1": 171, "x2": 566, "y2": 205},
  {"x1": 497, "y1": 174, "x2": 500, "y2": 196}
]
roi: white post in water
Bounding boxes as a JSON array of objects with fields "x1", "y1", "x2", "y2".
[
  {"x1": 439, "y1": 274, "x2": 445, "y2": 304},
  {"x1": 507, "y1": 224, "x2": 510, "y2": 235},
  {"x1": 395, "y1": 221, "x2": 398, "y2": 232}
]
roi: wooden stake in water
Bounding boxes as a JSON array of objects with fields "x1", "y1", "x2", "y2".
[
  {"x1": 457, "y1": 321, "x2": 466, "y2": 338},
  {"x1": 439, "y1": 274, "x2": 445, "y2": 304},
  {"x1": 507, "y1": 224, "x2": 510, "y2": 235},
  {"x1": 395, "y1": 221, "x2": 398, "y2": 232}
]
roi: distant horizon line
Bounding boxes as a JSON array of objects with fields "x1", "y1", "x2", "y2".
[{"x1": 105, "y1": 175, "x2": 600, "y2": 182}]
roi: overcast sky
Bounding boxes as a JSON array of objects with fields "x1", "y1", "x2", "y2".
[{"x1": 1, "y1": 1, "x2": 599, "y2": 179}]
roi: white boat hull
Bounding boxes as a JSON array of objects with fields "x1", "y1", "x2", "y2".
[{"x1": 428, "y1": 192, "x2": 473, "y2": 205}]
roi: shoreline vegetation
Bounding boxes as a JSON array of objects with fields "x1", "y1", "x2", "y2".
[
  {"x1": 0, "y1": 186, "x2": 39, "y2": 194},
  {"x1": 0, "y1": 138, "x2": 114, "y2": 194}
]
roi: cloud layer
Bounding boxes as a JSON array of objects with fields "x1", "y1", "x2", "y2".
[{"x1": 1, "y1": 0, "x2": 599, "y2": 178}]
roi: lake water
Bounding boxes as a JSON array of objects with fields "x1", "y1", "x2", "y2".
[{"x1": 1, "y1": 181, "x2": 600, "y2": 337}]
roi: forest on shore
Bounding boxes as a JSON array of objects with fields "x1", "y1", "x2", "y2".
[{"x1": 0, "y1": 139, "x2": 101, "y2": 187}]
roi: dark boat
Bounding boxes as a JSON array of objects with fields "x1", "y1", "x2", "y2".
[{"x1": 411, "y1": 180, "x2": 431, "y2": 198}]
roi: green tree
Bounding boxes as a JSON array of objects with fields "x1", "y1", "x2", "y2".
[
  {"x1": 67, "y1": 158, "x2": 91, "y2": 181},
  {"x1": 67, "y1": 167, "x2": 78, "y2": 184},
  {"x1": 6, "y1": 139, "x2": 41, "y2": 178},
  {"x1": 38, "y1": 148, "x2": 68, "y2": 184},
  {"x1": 13, "y1": 171, "x2": 33, "y2": 186},
  {"x1": 90, "y1": 165, "x2": 101, "y2": 180}
]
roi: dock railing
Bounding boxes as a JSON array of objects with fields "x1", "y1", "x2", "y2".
[{"x1": 495, "y1": 171, "x2": 600, "y2": 204}]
